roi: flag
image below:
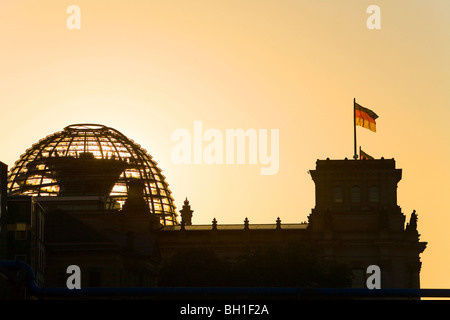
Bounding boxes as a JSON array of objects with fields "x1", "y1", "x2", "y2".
[
  {"x1": 355, "y1": 102, "x2": 378, "y2": 132},
  {"x1": 360, "y1": 148, "x2": 374, "y2": 160}
]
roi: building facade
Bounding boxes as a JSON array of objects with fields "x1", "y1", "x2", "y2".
[
  {"x1": 157, "y1": 158, "x2": 427, "y2": 289},
  {"x1": 0, "y1": 125, "x2": 427, "y2": 298}
]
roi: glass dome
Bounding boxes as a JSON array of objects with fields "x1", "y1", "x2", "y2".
[{"x1": 7, "y1": 124, "x2": 178, "y2": 225}]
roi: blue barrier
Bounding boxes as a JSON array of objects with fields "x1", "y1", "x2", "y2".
[{"x1": 1, "y1": 260, "x2": 449, "y2": 298}]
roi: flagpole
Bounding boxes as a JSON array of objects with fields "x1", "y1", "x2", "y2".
[{"x1": 353, "y1": 98, "x2": 358, "y2": 160}]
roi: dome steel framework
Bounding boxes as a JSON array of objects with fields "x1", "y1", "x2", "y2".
[{"x1": 7, "y1": 124, "x2": 178, "y2": 225}]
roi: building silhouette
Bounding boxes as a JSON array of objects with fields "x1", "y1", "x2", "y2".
[{"x1": 0, "y1": 124, "x2": 426, "y2": 299}]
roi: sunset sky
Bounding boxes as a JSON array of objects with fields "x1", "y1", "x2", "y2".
[{"x1": 0, "y1": 1, "x2": 449, "y2": 290}]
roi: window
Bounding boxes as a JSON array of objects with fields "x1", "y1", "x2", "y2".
[
  {"x1": 15, "y1": 230, "x2": 27, "y2": 240},
  {"x1": 351, "y1": 186, "x2": 361, "y2": 203},
  {"x1": 369, "y1": 186, "x2": 380, "y2": 202},
  {"x1": 333, "y1": 186, "x2": 343, "y2": 203}
]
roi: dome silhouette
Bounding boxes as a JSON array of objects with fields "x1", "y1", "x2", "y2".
[{"x1": 7, "y1": 123, "x2": 178, "y2": 225}]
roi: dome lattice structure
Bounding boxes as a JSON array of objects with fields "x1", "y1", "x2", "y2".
[{"x1": 7, "y1": 124, "x2": 178, "y2": 225}]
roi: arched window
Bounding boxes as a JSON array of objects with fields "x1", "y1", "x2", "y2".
[
  {"x1": 369, "y1": 185, "x2": 380, "y2": 202},
  {"x1": 333, "y1": 186, "x2": 343, "y2": 203},
  {"x1": 351, "y1": 186, "x2": 361, "y2": 203}
]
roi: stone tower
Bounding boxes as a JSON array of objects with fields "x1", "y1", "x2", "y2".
[{"x1": 307, "y1": 158, "x2": 427, "y2": 289}]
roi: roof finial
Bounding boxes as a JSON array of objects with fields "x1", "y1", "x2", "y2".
[
  {"x1": 244, "y1": 217, "x2": 249, "y2": 230},
  {"x1": 276, "y1": 217, "x2": 281, "y2": 230},
  {"x1": 180, "y1": 197, "x2": 193, "y2": 225}
]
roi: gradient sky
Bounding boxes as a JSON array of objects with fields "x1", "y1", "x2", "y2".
[{"x1": 1, "y1": 0, "x2": 449, "y2": 290}]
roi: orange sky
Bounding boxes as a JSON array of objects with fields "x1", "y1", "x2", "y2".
[{"x1": 1, "y1": 0, "x2": 449, "y2": 291}]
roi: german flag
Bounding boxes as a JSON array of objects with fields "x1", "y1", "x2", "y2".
[
  {"x1": 360, "y1": 148, "x2": 374, "y2": 160},
  {"x1": 355, "y1": 102, "x2": 378, "y2": 132}
]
